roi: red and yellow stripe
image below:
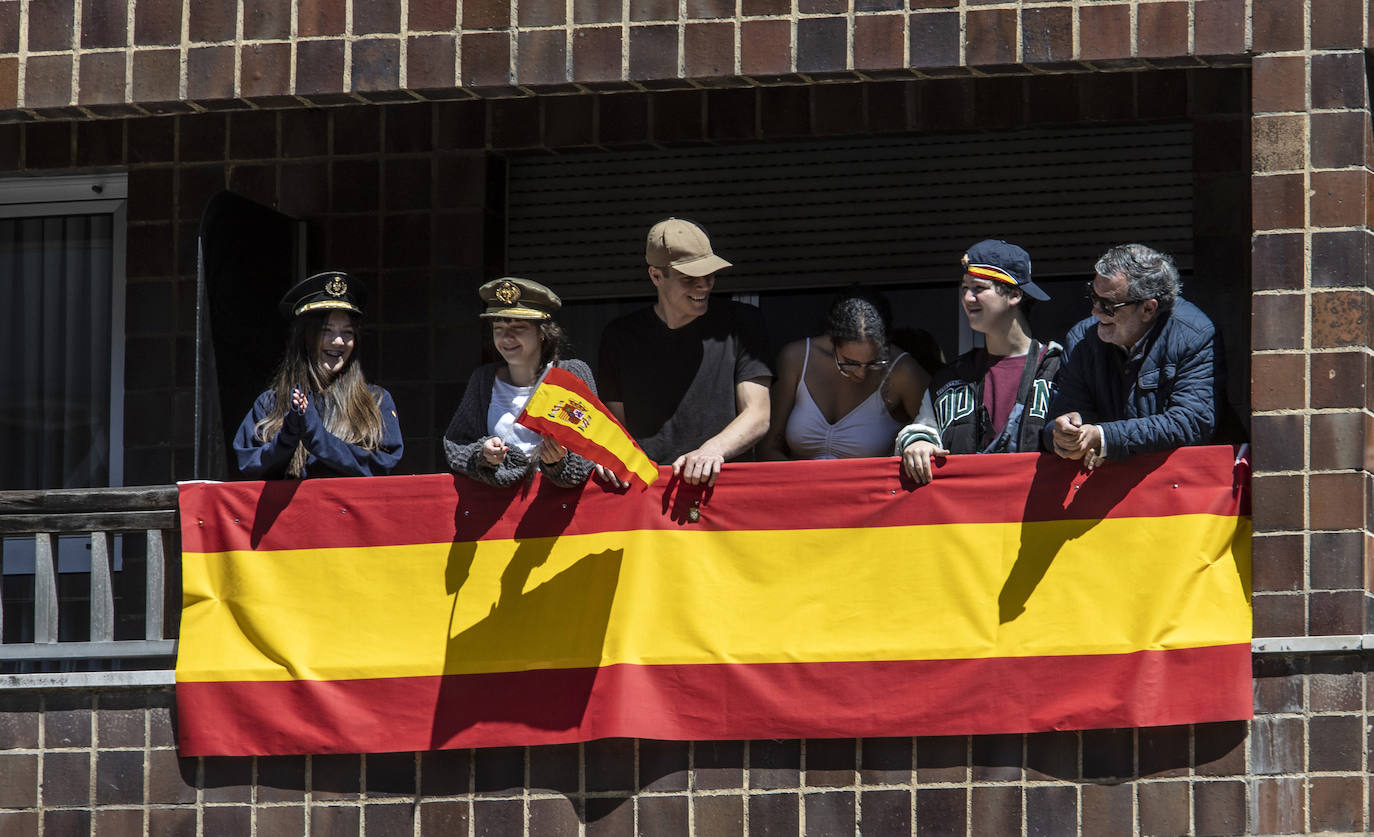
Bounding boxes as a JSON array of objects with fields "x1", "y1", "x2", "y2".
[
  {"x1": 967, "y1": 264, "x2": 1019, "y2": 287},
  {"x1": 175, "y1": 446, "x2": 1251, "y2": 755}
]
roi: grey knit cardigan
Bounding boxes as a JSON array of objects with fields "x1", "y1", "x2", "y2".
[{"x1": 442, "y1": 359, "x2": 598, "y2": 488}]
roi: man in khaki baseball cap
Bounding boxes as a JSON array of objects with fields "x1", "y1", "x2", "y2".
[
  {"x1": 597, "y1": 218, "x2": 772, "y2": 487},
  {"x1": 645, "y1": 217, "x2": 733, "y2": 278}
]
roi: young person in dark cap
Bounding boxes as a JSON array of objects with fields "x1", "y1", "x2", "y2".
[
  {"x1": 895, "y1": 239, "x2": 1064, "y2": 483},
  {"x1": 597, "y1": 218, "x2": 772, "y2": 487},
  {"x1": 443, "y1": 277, "x2": 598, "y2": 488},
  {"x1": 234, "y1": 271, "x2": 403, "y2": 479}
]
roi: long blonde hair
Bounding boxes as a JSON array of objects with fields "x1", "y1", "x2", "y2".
[{"x1": 254, "y1": 311, "x2": 385, "y2": 477}]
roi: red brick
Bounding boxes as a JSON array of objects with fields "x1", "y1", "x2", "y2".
[
  {"x1": 240, "y1": 43, "x2": 290, "y2": 98},
  {"x1": 0, "y1": 59, "x2": 16, "y2": 111},
  {"x1": 1251, "y1": 399, "x2": 1306, "y2": 471},
  {"x1": 189, "y1": 0, "x2": 236, "y2": 41},
  {"x1": 1311, "y1": 350, "x2": 1369, "y2": 409},
  {"x1": 0, "y1": 3, "x2": 17, "y2": 52},
  {"x1": 1081, "y1": 784, "x2": 1132, "y2": 835},
  {"x1": 24, "y1": 55, "x2": 72, "y2": 109},
  {"x1": 575, "y1": 0, "x2": 622, "y2": 24},
  {"x1": 29, "y1": 0, "x2": 75, "y2": 51},
  {"x1": 759, "y1": 84, "x2": 811, "y2": 138},
  {"x1": 1253, "y1": 350, "x2": 1302, "y2": 409},
  {"x1": 1251, "y1": 114, "x2": 1305, "y2": 172},
  {"x1": 299, "y1": 0, "x2": 346, "y2": 36},
  {"x1": 1137, "y1": 2, "x2": 1188, "y2": 57},
  {"x1": 1312, "y1": 52, "x2": 1367, "y2": 110},
  {"x1": 243, "y1": 0, "x2": 291, "y2": 39},
  {"x1": 542, "y1": 95, "x2": 596, "y2": 147},
  {"x1": 854, "y1": 15, "x2": 904, "y2": 71},
  {"x1": 519, "y1": 0, "x2": 565, "y2": 26},
  {"x1": 1310, "y1": 472, "x2": 1369, "y2": 530},
  {"x1": 517, "y1": 29, "x2": 568, "y2": 86},
  {"x1": 651, "y1": 90, "x2": 704, "y2": 143},
  {"x1": 1251, "y1": 531, "x2": 1304, "y2": 591},
  {"x1": 598, "y1": 92, "x2": 649, "y2": 145},
  {"x1": 408, "y1": 36, "x2": 457, "y2": 90},
  {"x1": 1194, "y1": 0, "x2": 1245, "y2": 55},
  {"x1": 1022, "y1": 7, "x2": 1072, "y2": 63},
  {"x1": 135, "y1": 0, "x2": 182, "y2": 44},
  {"x1": 78, "y1": 52, "x2": 126, "y2": 105},
  {"x1": 1138, "y1": 782, "x2": 1189, "y2": 836},
  {"x1": 461, "y1": 32, "x2": 511, "y2": 87},
  {"x1": 409, "y1": 0, "x2": 457, "y2": 29},
  {"x1": 1312, "y1": 110, "x2": 1369, "y2": 170},
  {"x1": 629, "y1": 25, "x2": 678, "y2": 80},
  {"x1": 1194, "y1": 780, "x2": 1247, "y2": 835},
  {"x1": 573, "y1": 27, "x2": 623, "y2": 82},
  {"x1": 910, "y1": 11, "x2": 960, "y2": 69},
  {"x1": 1253, "y1": 0, "x2": 1305, "y2": 51},
  {"x1": 131, "y1": 49, "x2": 180, "y2": 102},
  {"x1": 296, "y1": 40, "x2": 346, "y2": 94},
  {"x1": 1253, "y1": 233, "x2": 1305, "y2": 291},
  {"x1": 1253, "y1": 592, "x2": 1306, "y2": 634},
  {"x1": 627, "y1": 0, "x2": 673, "y2": 20},
  {"x1": 1252, "y1": 173, "x2": 1305, "y2": 231},
  {"x1": 865, "y1": 80, "x2": 913, "y2": 133},
  {"x1": 82, "y1": 0, "x2": 128, "y2": 48},
  {"x1": 356, "y1": 0, "x2": 400, "y2": 34},
  {"x1": 1079, "y1": 5, "x2": 1131, "y2": 61},
  {"x1": 1312, "y1": 290, "x2": 1371, "y2": 348},
  {"x1": 351, "y1": 39, "x2": 400, "y2": 92},
  {"x1": 743, "y1": 0, "x2": 789, "y2": 13},
  {"x1": 1253, "y1": 778, "x2": 1305, "y2": 834},
  {"x1": 686, "y1": 22, "x2": 735, "y2": 79},
  {"x1": 187, "y1": 46, "x2": 236, "y2": 101},
  {"x1": 1313, "y1": 0, "x2": 1365, "y2": 48},
  {"x1": 966, "y1": 9, "x2": 1016, "y2": 66},
  {"x1": 1252, "y1": 54, "x2": 1307, "y2": 114},
  {"x1": 463, "y1": 0, "x2": 510, "y2": 29},
  {"x1": 689, "y1": 0, "x2": 736, "y2": 19},
  {"x1": 1311, "y1": 169, "x2": 1369, "y2": 228},
  {"x1": 742, "y1": 20, "x2": 791, "y2": 76},
  {"x1": 1311, "y1": 412, "x2": 1374, "y2": 473},
  {"x1": 797, "y1": 17, "x2": 846, "y2": 73}
]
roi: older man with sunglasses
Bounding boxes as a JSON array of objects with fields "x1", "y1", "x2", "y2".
[{"x1": 1044, "y1": 243, "x2": 1225, "y2": 467}]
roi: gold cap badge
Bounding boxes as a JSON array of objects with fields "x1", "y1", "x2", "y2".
[
  {"x1": 325, "y1": 275, "x2": 348, "y2": 297},
  {"x1": 494, "y1": 280, "x2": 521, "y2": 305}
]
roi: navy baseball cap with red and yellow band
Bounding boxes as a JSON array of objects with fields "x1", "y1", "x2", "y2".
[{"x1": 961, "y1": 239, "x2": 1050, "y2": 301}]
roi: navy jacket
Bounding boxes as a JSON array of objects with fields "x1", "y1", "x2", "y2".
[{"x1": 1044, "y1": 299, "x2": 1224, "y2": 461}]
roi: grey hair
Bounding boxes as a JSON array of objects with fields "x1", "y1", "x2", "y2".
[{"x1": 1094, "y1": 244, "x2": 1182, "y2": 311}]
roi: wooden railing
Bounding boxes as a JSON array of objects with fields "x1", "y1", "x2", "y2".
[{"x1": 0, "y1": 485, "x2": 179, "y2": 680}]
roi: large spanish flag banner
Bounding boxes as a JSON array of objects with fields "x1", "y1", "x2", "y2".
[{"x1": 175, "y1": 445, "x2": 1251, "y2": 756}]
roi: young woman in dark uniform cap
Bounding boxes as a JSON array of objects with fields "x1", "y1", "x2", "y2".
[{"x1": 233, "y1": 271, "x2": 403, "y2": 479}]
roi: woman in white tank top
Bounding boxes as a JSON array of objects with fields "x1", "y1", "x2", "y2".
[{"x1": 758, "y1": 287, "x2": 934, "y2": 461}]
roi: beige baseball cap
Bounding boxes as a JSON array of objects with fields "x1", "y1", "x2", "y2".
[{"x1": 645, "y1": 218, "x2": 732, "y2": 277}]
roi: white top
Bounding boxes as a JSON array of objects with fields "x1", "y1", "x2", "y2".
[
  {"x1": 488, "y1": 376, "x2": 543, "y2": 455},
  {"x1": 784, "y1": 339, "x2": 907, "y2": 459}
]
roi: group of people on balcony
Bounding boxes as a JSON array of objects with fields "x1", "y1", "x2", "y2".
[{"x1": 231, "y1": 217, "x2": 1231, "y2": 487}]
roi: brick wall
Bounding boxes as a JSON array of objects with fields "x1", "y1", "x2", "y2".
[
  {"x1": 0, "y1": 0, "x2": 1256, "y2": 117},
  {"x1": 0, "y1": 1, "x2": 1371, "y2": 834},
  {"x1": 0, "y1": 665, "x2": 1366, "y2": 835}
]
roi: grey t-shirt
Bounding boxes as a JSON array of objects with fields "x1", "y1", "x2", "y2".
[{"x1": 598, "y1": 300, "x2": 772, "y2": 463}]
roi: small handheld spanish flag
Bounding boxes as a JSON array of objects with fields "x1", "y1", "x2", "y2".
[{"x1": 516, "y1": 366, "x2": 660, "y2": 488}]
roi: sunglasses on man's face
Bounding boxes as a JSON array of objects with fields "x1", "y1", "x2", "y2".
[{"x1": 1085, "y1": 282, "x2": 1144, "y2": 318}]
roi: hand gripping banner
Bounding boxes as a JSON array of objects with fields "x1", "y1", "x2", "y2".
[{"x1": 175, "y1": 446, "x2": 1251, "y2": 756}]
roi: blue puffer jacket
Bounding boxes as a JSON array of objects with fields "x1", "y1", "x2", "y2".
[{"x1": 1043, "y1": 299, "x2": 1224, "y2": 461}]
